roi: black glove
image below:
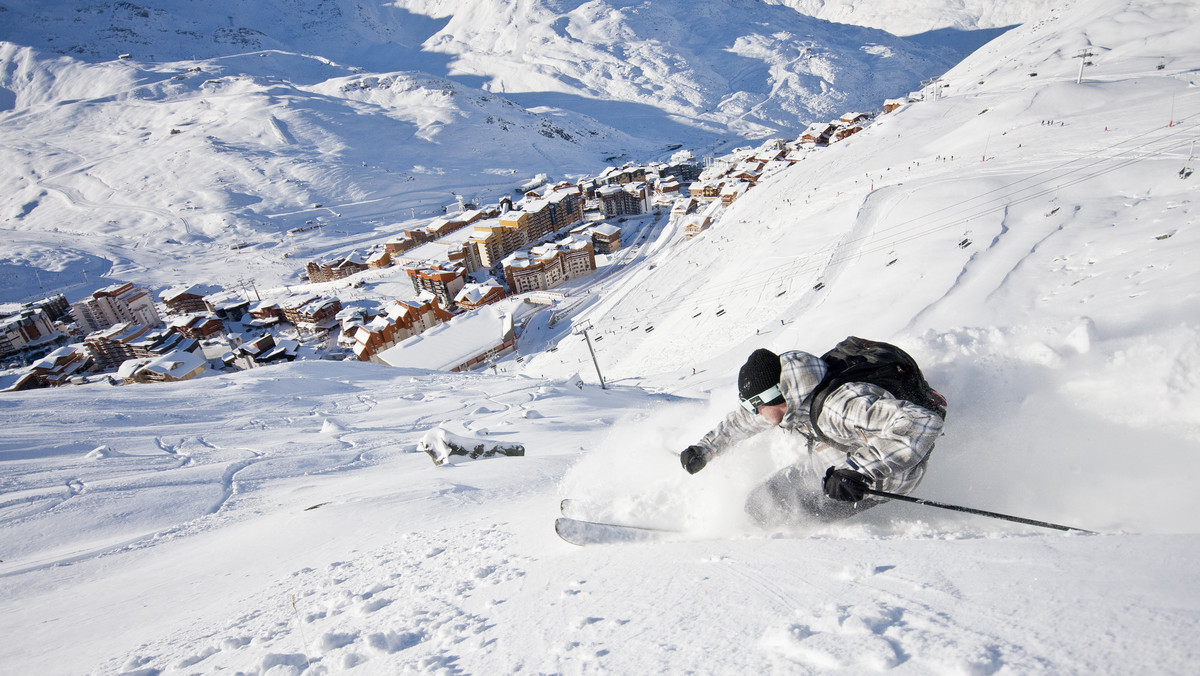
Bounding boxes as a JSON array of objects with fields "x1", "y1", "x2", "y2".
[
  {"x1": 823, "y1": 467, "x2": 872, "y2": 502},
  {"x1": 680, "y1": 445, "x2": 709, "y2": 474}
]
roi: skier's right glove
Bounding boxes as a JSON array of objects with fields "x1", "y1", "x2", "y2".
[
  {"x1": 824, "y1": 467, "x2": 872, "y2": 502},
  {"x1": 680, "y1": 445, "x2": 709, "y2": 474}
]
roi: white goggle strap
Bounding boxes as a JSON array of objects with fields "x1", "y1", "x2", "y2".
[{"x1": 739, "y1": 384, "x2": 782, "y2": 412}]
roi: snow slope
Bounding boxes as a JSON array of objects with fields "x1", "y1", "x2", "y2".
[{"x1": 2, "y1": 0, "x2": 1200, "y2": 674}]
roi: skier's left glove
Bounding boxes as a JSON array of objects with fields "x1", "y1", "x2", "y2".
[{"x1": 823, "y1": 467, "x2": 872, "y2": 502}]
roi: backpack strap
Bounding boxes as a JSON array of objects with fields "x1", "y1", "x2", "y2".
[{"x1": 806, "y1": 369, "x2": 846, "y2": 449}]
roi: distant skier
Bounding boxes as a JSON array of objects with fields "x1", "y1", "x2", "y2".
[{"x1": 680, "y1": 344, "x2": 946, "y2": 526}]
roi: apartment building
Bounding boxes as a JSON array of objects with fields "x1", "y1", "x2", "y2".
[
  {"x1": 70, "y1": 283, "x2": 161, "y2": 334},
  {"x1": 503, "y1": 235, "x2": 596, "y2": 295},
  {"x1": 406, "y1": 263, "x2": 467, "y2": 309}
]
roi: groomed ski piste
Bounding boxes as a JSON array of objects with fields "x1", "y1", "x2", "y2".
[{"x1": 3, "y1": 0, "x2": 1200, "y2": 673}]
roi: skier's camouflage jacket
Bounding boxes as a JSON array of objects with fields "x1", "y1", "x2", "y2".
[{"x1": 693, "y1": 350, "x2": 944, "y2": 495}]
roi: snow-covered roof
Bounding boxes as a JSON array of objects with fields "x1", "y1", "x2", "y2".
[
  {"x1": 455, "y1": 279, "x2": 503, "y2": 304},
  {"x1": 142, "y1": 350, "x2": 206, "y2": 379},
  {"x1": 376, "y1": 301, "x2": 525, "y2": 371},
  {"x1": 588, "y1": 223, "x2": 620, "y2": 236}
]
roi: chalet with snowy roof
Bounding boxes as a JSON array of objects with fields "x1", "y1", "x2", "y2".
[
  {"x1": 840, "y1": 112, "x2": 871, "y2": 125},
  {"x1": 455, "y1": 280, "x2": 506, "y2": 311},
  {"x1": 236, "y1": 334, "x2": 276, "y2": 362},
  {"x1": 350, "y1": 298, "x2": 450, "y2": 362},
  {"x1": 832, "y1": 125, "x2": 864, "y2": 142},
  {"x1": 684, "y1": 214, "x2": 713, "y2": 238},
  {"x1": 0, "y1": 370, "x2": 39, "y2": 392},
  {"x1": 335, "y1": 306, "x2": 370, "y2": 351},
  {"x1": 684, "y1": 200, "x2": 723, "y2": 239},
  {"x1": 656, "y1": 177, "x2": 681, "y2": 197},
  {"x1": 283, "y1": 297, "x2": 342, "y2": 333},
  {"x1": 376, "y1": 304, "x2": 517, "y2": 373},
  {"x1": 129, "y1": 328, "x2": 201, "y2": 360},
  {"x1": 367, "y1": 248, "x2": 392, "y2": 269},
  {"x1": 84, "y1": 322, "x2": 155, "y2": 369},
  {"x1": 161, "y1": 286, "x2": 209, "y2": 314},
  {"x1": 720, "y1": 180, "x2": 751, "y2": 205},
  {"x1": 246, "y1": 300, "x2": 282, "y2": 329},
  {"x1": 729, "y1": 162, "x2": 763, "y2": 184},
  {"x1": 169, "y1": 315, "x2": 225, "y2": 340},
  {"x1": 306, "y1": 252, "x2": 369, "y2": 283},
  {"x1": 882, "y1": 98, "x2": 908, "y2": 114},
  {"x1": 690, "y1": 179, "x2": 724, "y2": 201},
  {"x1": 799, "y1": 122, "x2": 837, "y2": 146},
  {"x1": 750, "y1": 140, "x2": 787, "y2": 164},
  {"x1": 30, "y1": 345, "x2": 91, "y2": 387},
  {"x1": 118, "y1": 349, "x2": 207, "y2": 385},
  {"x1": 783, "y1": 147, "x2": 809, "y2": 163},
  {"x1": 203, "y1": 295, "x2": 250, "y2": 323},
  {"x1": 258, "y1": 339, "x2": 301, "y2": 364},
  {"x1": 671, "y1": 196, "x2": 697, "y2": 218}
]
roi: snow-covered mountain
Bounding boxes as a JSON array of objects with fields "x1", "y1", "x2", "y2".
[
  {"x1": 770, "y1": 0, "x2": 1054, "y2": 36},
  {"x1": 2, "y1": 0, "x2": 1200, "y2": 673},
  {"x1": 0, "y1": 41, "x2": 652, "y2": 299},
  {"x1": 1, "y1": 0, "x2": 1007, "y2": 298},
  {"x1": 2, "y1": 0, "x2": 1002, "y2": 135}
]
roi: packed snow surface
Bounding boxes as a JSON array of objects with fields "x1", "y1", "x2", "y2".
[{"x1": 3, "y1": 0, "x2": 1200, "y2": 674}]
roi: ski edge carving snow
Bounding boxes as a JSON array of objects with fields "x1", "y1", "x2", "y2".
[{"x1": 554, "y1": 517, "x2": 676, "y2": 546}]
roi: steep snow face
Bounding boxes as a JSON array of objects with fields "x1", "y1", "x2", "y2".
[
  {"x1": 521, "y1": 0, "x2": 1200, "y2": 534},
  {"x1": 532, "y1": 0, "x2": 1200, "y2": 381}
]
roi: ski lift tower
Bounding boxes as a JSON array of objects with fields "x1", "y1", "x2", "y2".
[
  {"x1": 572, "y1": 320, "x2": 607, "y2": 389},
  {"x1": 1074, "y1": 49, "x2": 1096, "y2": 84}
]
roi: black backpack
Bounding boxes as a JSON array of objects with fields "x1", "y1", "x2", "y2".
[{"x1": 808, "y1": 336, "x2": 947, "y2": 446}]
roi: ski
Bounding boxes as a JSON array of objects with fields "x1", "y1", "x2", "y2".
[{"x1": 554, "y1": 516, "x2": 677, "y2": 546}]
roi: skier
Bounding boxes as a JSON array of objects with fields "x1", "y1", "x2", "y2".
[{"x1": 679, "y1": 347, "x2": 945, "y2": 526}]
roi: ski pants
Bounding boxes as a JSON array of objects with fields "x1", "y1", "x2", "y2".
[{"x1": 744, "y1": 463, "x2": 883, "y2": 528}]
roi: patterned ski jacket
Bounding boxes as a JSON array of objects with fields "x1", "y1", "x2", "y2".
[{"x1": 692, "y1": 350, "x2": 944, "y2": 495}]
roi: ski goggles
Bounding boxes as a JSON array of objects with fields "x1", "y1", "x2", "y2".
[{"x1": 739, "y1": 384, "x2": 782, "y2": 412}]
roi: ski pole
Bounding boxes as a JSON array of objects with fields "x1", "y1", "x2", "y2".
[{"x1": 864, "y1": 488, "x2": 1096, "y2": 534}]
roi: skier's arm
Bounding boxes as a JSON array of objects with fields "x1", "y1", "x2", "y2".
[
  {"x1": 816, "y1": 383, "x2": 943, "y2": 494},
  {"x1": 690, "y1": 406, "x2": 772, "y2": 466}
]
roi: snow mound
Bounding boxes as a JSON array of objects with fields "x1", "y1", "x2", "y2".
[{"x1": 417, "y1": 427, "x2": 525, "y2": 466}]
